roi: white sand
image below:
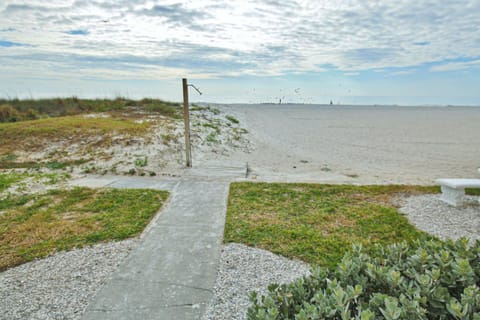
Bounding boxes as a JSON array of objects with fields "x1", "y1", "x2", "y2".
[
  {"x1": 203, "y1": 104, "x2": 480, "y2": 184},
  {"x1": 9, "y1": 104, "x2": 479, "y2": 185}
]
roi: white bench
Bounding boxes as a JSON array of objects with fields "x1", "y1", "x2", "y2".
[{"x1": 436, "y1": 179, "x2": 480, "y2": 207}]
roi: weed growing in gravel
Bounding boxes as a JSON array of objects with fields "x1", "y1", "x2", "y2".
[{"x1": 134, "y1": 156, "x2": 148, "y2": 167}]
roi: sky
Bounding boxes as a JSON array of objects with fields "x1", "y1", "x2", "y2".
[{"x1": 0, "y1": 0, "x2": 480, "y2": 105}]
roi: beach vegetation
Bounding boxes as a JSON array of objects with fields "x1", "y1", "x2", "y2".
[
  {"x1": 202, "y1": 121, "x2": 222, "y2": 134},
  {"x1": 206, "y1": 132, "x2": 220, "y2": 143},
  {"x1": 0, "y1": 115, "x2": 150, "y2": 156},
  {"x1": 0, "y1": 171, "x2": 70, "y2": 193},
  {"x1": 209, "y1": 107, "x2": 221, "y2": 115},
  {"x1": 134, "y1": 156, "x2": 148, "y2": 167},
  {"x1": 0, "y1": 187, "x2": 168, "y2": 271},
  {"x1": 248, "y1": 238, "x2": 480, "y2": 320},
  {"x1": 0, "y1": 97, "x2": 182, "y2": 122},
  {"x1": 226, "y1": 115, "x2": 240, "y2": 124},
  {"x1": 0, "y1": 172, "x2": 29, "y2": 192},
  {"x1": 190, "y1": 105, "x2": 208, "y2": 112},
  {"x1": 225, "y1": 182, "x2": 439, "y2": 269},
  {"x1": 161, "y1": 133, "x2": 177, "y2": 145}
]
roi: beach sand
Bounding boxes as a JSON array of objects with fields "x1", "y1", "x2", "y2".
[{"x1": 205, "y1": 104, "x2": 480, "y2": 184}]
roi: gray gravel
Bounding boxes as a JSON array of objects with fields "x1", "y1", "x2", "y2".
[
  {"x1": 202, "y1": 243, "x2": 310, "y2": 320},
  {"x1": 0, "y1": 239, "x2": 137, "y2": 320},
  {"x1": 400, "y1": 194, "x2": 480, "y2": 241}
]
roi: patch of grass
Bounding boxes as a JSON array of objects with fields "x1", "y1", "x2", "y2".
[
  {"x1": 190, "y1": 105, "x2": 208, "y2": 112},
  {"x1": 209, "y1": 107, "x2": 221, "y2": 115},
  {"x1": 161, "y1": 133, "x2": 176, "y2": 145},
  {"x1": 0, "y1": 159, "x2": 90, "y2": 170},
  {"x1": 0, "y1": 187, "x2": 168, "y2": 271},
  {"x1": 206, "y1": 132, "x2": 219, "y2": 143},
  {"x1": 233, "y1": 127, "x2": 248, "y2": 134},
  {"x1": 141, "y1": 98, "x2": 181, "y2": 119},
  {"x1": 0, "y1": 172, "x2": 71, "y2": 194},
  {"x1": 0, "y1": 115, "x2": 150, "y2": 154},
  {"x1": 466, "y1": 188, "x2": 480, "y2": 196},
  {"x1": 225, "y1": 182, "x2": 439, "y2": 269},
  {"x1": 134, "y1": 156, "x2": 148, "y2": 167},
  {"x1": 0, "y1": 172, "x2": 29, "y2": 192},
  {"x1": 226, "y1": 115, "x2": 239, "y2": 124},
  {"x1": 202, "y1": 121, "x2": 221, "y2": 134}
]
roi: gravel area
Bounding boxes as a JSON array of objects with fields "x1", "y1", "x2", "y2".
[
  {"x1": 202, "y1": 243, "x2": 310, "y2": 320},
  {"x1": 400, "y1": 194, "x2": 480, "y2": 241},
  {"x1": 0, "y1": 239, "x2": 137, "y2": 320},
  {"x1": 2, "y1": 194, "x2": 477, "y2": 320}
]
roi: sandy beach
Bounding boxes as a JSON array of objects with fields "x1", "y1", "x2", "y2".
[{"x1": 205, "y1": 104, "x2": 480, "y2": 184}]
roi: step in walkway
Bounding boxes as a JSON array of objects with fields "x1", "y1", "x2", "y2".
[{"x1": 75, "y1": 177, "x2": 230, "y2": 320}]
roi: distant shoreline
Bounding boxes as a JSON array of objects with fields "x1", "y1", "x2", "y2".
[{"x1": 204, "y1": 102, "x2": 480, "y2": 108}]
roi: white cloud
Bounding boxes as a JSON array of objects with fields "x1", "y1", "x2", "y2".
[
  {"x1": 390, "y1": 69, "x2": 416, "y2": 76},
  {"x1": 1, "y1": 0, "x2": 480, "y2": 79},
  {"x1": 430, "y1": 59, "x2": 480, "y2": 72}
]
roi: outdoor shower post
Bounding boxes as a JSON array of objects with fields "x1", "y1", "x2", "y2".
[{"x1": 182, "y1": 78, "x2": 192, "y2": 168}]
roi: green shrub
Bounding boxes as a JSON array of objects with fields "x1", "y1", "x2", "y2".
[
  {"x1": 248, "y1": 239, "x2": 480, "y2": 320},
  {"x1": 0, "y1": 104, "x2": 20, "y2": 122},
  {"x1": 142, "y1": 99, "x2": 181, "y2": 118},
  {"x1": 23, "y1": 108, "x2": 40, "y2": 120},
  {"x1": 0, "y1": 98, "x2": 184, "y2": 122}
]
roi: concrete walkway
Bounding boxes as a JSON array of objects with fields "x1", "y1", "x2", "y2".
[{"x1": 76, "y1": 177, "x2": 230, "y2": 319}]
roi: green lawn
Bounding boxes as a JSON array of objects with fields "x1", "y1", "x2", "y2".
[
  {"x1": 0, "y1": 187, "x2": 168, "y2": 271},
  {"x1": 225, "y1": 182, "x2": 440, "y2": 269}
]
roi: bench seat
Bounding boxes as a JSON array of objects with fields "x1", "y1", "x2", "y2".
[{"x1": 436, "y1": 178, "x2": 480, "y2": 207}]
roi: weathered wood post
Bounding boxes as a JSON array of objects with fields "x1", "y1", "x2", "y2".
[{"x1": 182, "y1": 78, "x2": 192, "y2": 167}]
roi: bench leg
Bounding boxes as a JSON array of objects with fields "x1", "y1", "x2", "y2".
[{"x1": 440, "y1": 185, "x2": 465, "y2": 207}]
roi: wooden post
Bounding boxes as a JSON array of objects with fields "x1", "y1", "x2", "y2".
[{"x1": 182, "y1": 78, "x2": 192, "y2": 167}]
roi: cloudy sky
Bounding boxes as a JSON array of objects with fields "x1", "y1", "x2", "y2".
[{"x1": 1, "y1": 0, "x2": 479, "y2": 105}]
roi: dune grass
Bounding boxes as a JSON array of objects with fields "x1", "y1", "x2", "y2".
[
  {"x1": 0, "y1": 187, "x2": 168, "y2": 271},
  {"x1": 0, "y1": 172, "x2": 29, "y2": 192},
  {"x1": 0, "y1": 97, "x2": 182, "y2": 122},
  {"x1": 225, "y1": 182, "x2": 441, "y2": 269},
  {"x1": 0, "y1": 115, "x2": 150, "y2": 156},
  {"x1": 0, "y1": 172, "x2": 71, "y2": 195}
]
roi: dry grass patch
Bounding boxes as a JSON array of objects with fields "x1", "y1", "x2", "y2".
[
  {"x1": 0, "y1": 115, "x2": 151, "y2": 155},
  {"x1": 225, "y1": 183, "x2": 440, "y2": 269},
  {"x1": 0, "y1": 187, "x2": 168, "y2": 271}
]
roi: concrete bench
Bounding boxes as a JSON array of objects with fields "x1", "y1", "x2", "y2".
[{"x1": 436, "y1": 178, "x2": 480, "y2": 207}]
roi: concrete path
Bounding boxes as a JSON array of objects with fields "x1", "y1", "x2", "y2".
[{"x1": 77, "y1": 177, "x2": 230, "y2": 320}]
